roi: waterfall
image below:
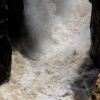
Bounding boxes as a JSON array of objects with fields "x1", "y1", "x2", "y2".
[
  {"x1": 1, "y1": 0, "x2": 99, "y2": 100},
  {"x1": 23, "y1": 0, "x2": 90, "y2": 57}
]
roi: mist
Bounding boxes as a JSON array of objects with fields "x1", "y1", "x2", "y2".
[
  {"x1": 22, "y1": 0, "x2": 90, "y2": 57},
  {"x1": 1, "y1": 0, "x2": 99, "y2": 100}
]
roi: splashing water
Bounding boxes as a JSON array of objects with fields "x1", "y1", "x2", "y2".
[
  {"x1": 0, "y1": 0, "x2": 99, "y2": 100},
  {"x1": 23, "y1": 0, "x2": 91, "y2": 57}
]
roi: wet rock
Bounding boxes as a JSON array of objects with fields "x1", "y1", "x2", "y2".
[
  {"x1": 89, "y1": 0, "x2": 100, "y2": 68},
  {"x1": 0, "y1": 34, "x2": 12, "y2": 84},
  {"x1": 7, "y1": 0, "x2": 24, "y2": 38},
  {"x1": 89, "y1": 74, "x2": 100, "y2": 100},
  {"x1": 0, "y1": 0, "x2": 12, "y2": 84},
  {"x1": 0, "y1": 0, "x2": 24, "y2": 84},
  {"x1": 89, "y1": 1, "x2": 100, "y2": 99}
]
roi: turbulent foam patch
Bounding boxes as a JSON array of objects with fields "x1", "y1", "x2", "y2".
[
  {"x1": 23, "y1": 0, "x2": 91, "y2": 56},
  {"x1": 0, "y1": 0, "x2": 99, "y2": 100}
]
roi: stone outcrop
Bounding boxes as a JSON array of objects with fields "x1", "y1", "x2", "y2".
[
  {"x1": 0, "y1": 0, "x2": 12, "y2": 84},
  {"x1": 7, "y1": 0, "x2": 24, "y2": 38},
  {"x1": 89, "y1": 74, "x2": 100, "y2": 100},
  {"x1": 0, "y1": 34, "x2": 12, "y2": 84},
  {"x1": 0, "y1": 0, "x2": 24, "y2": 84},
  {"x1": 89, "y1": 0, "x2": 100, "y2": 68},
  {"x1": 89, "y1": 0, "x2": 100, "y2": 99}
]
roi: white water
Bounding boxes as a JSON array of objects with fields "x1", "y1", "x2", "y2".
[
  {"x1": 24, "y1": 0, "x2": 91, "y2": 56},
  {"x1": 0, "y1": 0, "x2": 99, "y2": 100}
]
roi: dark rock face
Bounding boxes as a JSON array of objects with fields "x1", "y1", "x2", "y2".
[
  {"x1": 0, "y1": 34, "x2": 12, "y2": 84},
  {"x1": 0, "y1": 0, "x2": 12, "y2": 84},
  {"x1": 0, "y1": 0, "x2": 24, "y2": 84},
  {"x1": 7, "y1": 0, "x2": 24, "y2": 38},
  {"x1": 89, "y1": 0, "x2": 100, "y2": 67},
  {"x1": 89, "y1": 0, "x2": 100, "y2": 10},
  {"x1": 0, "y1": 0, "x2": 8, "y2": 36}
]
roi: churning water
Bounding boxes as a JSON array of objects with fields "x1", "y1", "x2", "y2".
[
  {"x1": 0, "y1": 0, "x2": 99, "y2": 100},
  {"x1": 24, "y1": 0, "x2": 91, "y2": 56}
]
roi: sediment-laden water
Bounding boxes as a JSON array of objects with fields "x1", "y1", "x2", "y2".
[{"x1": 0, "y1": 0, "x2": 99, "y2": 100}]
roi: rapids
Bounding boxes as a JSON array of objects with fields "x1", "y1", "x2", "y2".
[{"x1": 0, "y1": 0, "x2": 99, "y2": 100}]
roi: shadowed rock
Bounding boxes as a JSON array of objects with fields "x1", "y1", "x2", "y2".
[
  {"x1": 0, "y1": 34, "x2": 12, "y2": 84},
  {"x1": 89, "y1": 0, "x2": 100, "y2": 68},
  {"x1": 0, "y1": 0, "x2": 24, "y2": 84},
  {"x1": 7, "y1": 0, "x2": 24, "y2": 38}
]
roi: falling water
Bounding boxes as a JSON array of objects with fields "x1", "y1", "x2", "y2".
[
  {"x1": 0, "y1": 0, "x2": 99, "y2": 100},
  {"x1": 23, "y1": 0, "x2": 91, "y2": 56},
  {"x1": 22, "y1": 0, "x2": 99, "y2": 99}
]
